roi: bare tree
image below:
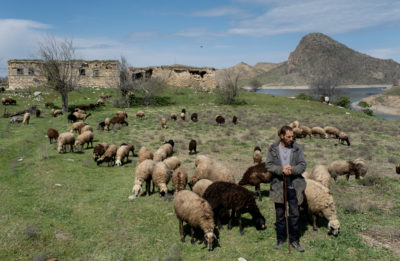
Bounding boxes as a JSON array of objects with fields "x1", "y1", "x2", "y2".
[
  {"x1": 215, "y1": 69, "x2": 241, "y2": 104},
  {"x1": 38, "y1": 37, "x2": 79, "y2": 112},
  {"x1": 309, "y1": 73, "x2": 339, "y2": 98},
  {"x1": 119, "y1": 56, "x2": 133, "y2": 99},
  {"x1": 248, "y1": 79, "x2": 262, "y2": 92}
]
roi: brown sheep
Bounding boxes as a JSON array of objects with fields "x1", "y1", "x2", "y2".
[
  {"x1": 396, "y1": 164, "x2": 400, "y2": 174},
  {"x1": 70, "y1": 122, "x2": 87, "y2": 133},
  {"x1": 172, "y1": 167, "x2": 188, "y2": 194},
  {"x1": 300, "y1": 126, "x2": 312, "y2": 139},
  {"x1": 138, "y1": 146, "x2": 154, "y2": 163},
  {"x1": 338, "y1": 132, "x2": 350, "y2": 146},
  {"x1": 161, "y1": 117, "x2": 167, "y2": 128},
  {"x1": 324, "y1": 126, "x2": 340, "y2": 139},
  {"x1": 293, "y1": 127, "x2": 304, "y2": 138},
  {"x1": 35, "y1": 109, "x2": 41, "y2": 118},
  {"x1": 73, "y1": 112, "x2": 91, "y2": 121},
  {"x1": 116, "y1": 111, "x2": 128, "y2": 119},
  {"x1": 311, "y1": 127, "x2": 328, "y2": 139},
  {"x1": 110, "y1": 115, "x2": 129, "y2": 128},
  {"x1": 97, "y1": 144, "x2": 118, "y2": 167},
  {"x1": 47, "y1": 128, "x2": 59, "y2": 144},
  {"x1": 191, "y1": 113, "x2": 198, "y2": 122},
  {"x1": 171, "y1": 113, "x2": 177, "y2": 121},
  {"x1": 189, "y1": 139, "x2": 197, "y2": 155},
  {"x1": 328, "y1": 159, "x2": 368, "y2": 181},
  {"x1": 51, "y1": 109, "x2": 63, "y2": 117},
  {"x1": 232, "y1": 115, "x2": 238, "y2": 125},
  {"x1": 215, "y1": 115, "x2": 225, "y2": 125},
  {"x1": 45, "y1": 102, "x2": 54, "y2": 108},
  {"x1": 136, "y1": 111, "x2": 145, "y2": 119},
  {"x1": 93, "y1": 142, "x2": 109, "y2": 162},
  {"x1": 253, "y1": 146, "x2": 262, "y2": 164},
  {"x1": 238, "y1": 162, "x2": 272, "y2": 201}
]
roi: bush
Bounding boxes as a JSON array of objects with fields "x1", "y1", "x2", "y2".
[
  {"x1": 248, "y1": 79, "x2": 262, "y2": 92},
  {"x1": 334, "y1": 96, "x2": 351, "y2": 109},
  {"x1": 358, "y1": 101, "x2": 371, "y2": 108},
  {"x1": 362, "y1": 108, "x2": 374, "y2": 116},
  {"x1": 296, "y1": 92, "x2": 313, "y2": 100}
]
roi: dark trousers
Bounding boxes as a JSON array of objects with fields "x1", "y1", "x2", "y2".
[{"x1": 275, "y1": 188, "x2": 300, "y2": 243}]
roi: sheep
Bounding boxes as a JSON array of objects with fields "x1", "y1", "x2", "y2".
[
  {"x1": 51, "y1": 109, "x2": 63, "y2": 117},
  {"x1": 181, "y1": 108, "x2": 186, "y2": 114},
  {"x1": 9, "y1": 116, "x2": 23, "y2": 124},
  {"x1": 215, "y1": 115, "x2": 225, "y2": 125},
  {"x1": 97, "y1": 98, "x2": 104, "y2": 106},
  {"x1": 311, "y1": 127, "x2": 328, "y2": 139},
  {"x1": 35, "y1": 109, "x2": 41, "y2": 118},
  {"x1": 1, "y1": 97, "x2": 5, "y2": 105},
  {"x1": 93, "y1": 142, "x2": 109, "y2": 162},
  {"x1": 152, "y1": 156, "x2": 181, "y2": 196},
  {"x1": 98, "y1": 118, "x2": 111, "y2": 131},
  {"x1": 73, "y1": 112, "x2": 91, "y2": 121},
  {"x1": 3, "y1": 97, "x2": 16, "y2": 105},
  {"x1": 154, "y1": 143, "x2": 173, "y2": 162},
  {"x1": 338, "y1": 131, "x2": 350, "y2": 146},
  {"x1": 396, "y1": 164, "x2": 400, "y2": 174},
  {"x1": 328, "y1": 158, "x2": 368, "y2": 181},
  {"x1": 45, "y1": 102, "x2": 54, "y2": 108},
  {"x1": 67, "y1": 113, "x2": 78, "y2": 123},
  {"x1": 192, "y1": 179, "x2": 213, "y2": 197},
  {"x1": 97, "y1": 144, "x2": 118, "y2": 167},
  {"x1": 203, "y1": 181, "x2": 266, "y2": 235},
  {"x1": 74, "y1": 131, "x2": 94, "y2": 151},
  {"x1": 136, "y1": 111, "x2": 145, "y2": 119},
  {"x1": 307, "y1": 165, "x2": 332, "y2": 190},
  {"x1": 303, "y1": 179, "x2": 340, "y2": 236},
  {"x1": 116, "y1": 111, "x2": 128, "y2": 119},
  {"x1": 79, "y1": 125, "x2": 93, "y2": 134},
  {"x1": 191, "y1": 113, "x2": 198, "y2": 122},
  {"x1": 188, "y1": 155, "x2": 235, "y2": 188},
  {"x1": 161, "y1": 117, "x2": 167, "y2": 128},
  {"x1": 130, "y1": 159, "x2": 156, "y2": 198},
  {"x1": 47, "y1": 128, "x2": 59, "y2": 144},
  {"x1": 110, "y1": 115, "x2": 128, "y2": 128},
  {"x1": 74, "y1": 108, "x2": 86, "y2": 114},
  {"x1": 116, "y1": 143, "x2": 135, "y2": 166},
  {"x1": 232, "y1": 115, "x2": 238, "y2": 125},
  {"x1": 22, "y1": 112, "x2": 30, "y2": 124},
  {"x1": 57, "y1": 132, "x2": 75, "y2": 153},
  {"x1": 289, "y1": 120, "x2": 299, "y2": 129},
  {"x1": 70, "y1": 122, "x2": 87, "y2": 133},
  {"x1": 324, "y1": 126, "x2": 340, "y2": 139},
  {"x1": 189, "y1": 139, "x2": 197, "y2": 155},
  {"x1": 253, "y1": 146, "x2": 262, "y2": 164},
  {"x1": 170, "y1": 113, "x2": 177, "y2": 121},
  {"x1": 172, "y1": 167, "x2": 188, "y2": 194},
  {"x1": 300, "y1": 125, "x2": 312, "y2": 139},
  {"x1": 293, "y1": 127, "x2": 304, "y2": 138},
  {"x1": 173, "y1": 190, "x2": 217, "y2": 251},
  {"x1": 238, "y1": 162, "x2": 272, "y2": 201},
  {"x1": 0, "y1": 87, "x2": 5, "y2": 92},
  {"x1": 138, "y1": 146, "x2": 154, "y2": 163},
  {"x1": 99, "y1": 92, "x2": 111, "y2": 99},
  {"x1": 180, "y1": 112, "x2": 185, "y2": 121}
]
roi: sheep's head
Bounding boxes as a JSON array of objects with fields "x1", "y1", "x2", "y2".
[
  {"x1": 159, "y1": 184, "x2": 168, "y2": 197},
  {"x1": 116, "y1": 159, "x2": 122, "y2": 166},
  {"x1": 132, "y1": 184, "x2": 142, "y2": 197},
  {"x1": 204, "y1": 232, "x2": 217, "y2": 251},
  {"x1": 253, "y1": 214, "x2": 266, "y2": 231},
  {"x1": 354, "y1": 159, "x2": 368, "y2": 178},
  {"x1": 328, "y1": 219, "x2": 340, "y2": 236}
]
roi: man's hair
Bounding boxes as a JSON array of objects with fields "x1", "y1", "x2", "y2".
[{"x1": 278, "y1": 125, "x2": 293, "y2": 136}]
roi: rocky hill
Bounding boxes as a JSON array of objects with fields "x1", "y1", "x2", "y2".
[{"x1": 217, "y1": 61, "x2": 281, "y2": 80}]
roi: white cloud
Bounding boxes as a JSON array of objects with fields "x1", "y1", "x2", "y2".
[
  {"x1": 365, "y1": 48, "x2": 400, "y2": 60},
  {"x1": 173, "y1": 28, "x2": 225, "y2": 39},
  {"x1": 192, "y1": 6, "x2": 250, "y2": 17}
]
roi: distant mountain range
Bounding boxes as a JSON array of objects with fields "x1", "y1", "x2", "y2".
[{"x1": 222, "y1": 33, "x2": 400, "y2": 86}]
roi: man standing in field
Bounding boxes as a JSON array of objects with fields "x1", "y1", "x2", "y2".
[{"x1": 266, "y1": 126, "x2": 306, "y2": 252}]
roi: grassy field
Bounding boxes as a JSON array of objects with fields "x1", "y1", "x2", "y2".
[{"x1": 0, "y1": 86, "x2": 399, "y2": 260}]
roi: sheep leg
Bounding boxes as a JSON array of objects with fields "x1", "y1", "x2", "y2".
[
  {"x1": 216, "y1": 211, "x2": 223, "y2": 230},
  {"x1": 179, "y1": 220, "x2": 185, "y2": 243},
  {"x1": 190, "y1": 227, "x2": 195, "y2": 244},
  {"x1": 256, "y1": 184, "x2": 262, "y2": 201},
  {"x1": 238, "y1": 212, "x2": 244, "y2": 236},
  {"x1": 312, "y1": 214, "x2": 318, "y2": 231},
  {"x1": 346, "y1": 174, "x2": 350, "y2": 181},
  {"x1": 228, "y1": 209, "x2": 235, "y2": 230}
]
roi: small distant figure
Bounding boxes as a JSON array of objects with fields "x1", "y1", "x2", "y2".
[
  {"x1": 324, "y1": 96, "x2": 330, "y2": 104},
  {"x1": 232, "y1": 116, "x2": 238, "y2": 125},
  {"x1": 189, "y1": 139, "x2": 197, "y2": 155}
]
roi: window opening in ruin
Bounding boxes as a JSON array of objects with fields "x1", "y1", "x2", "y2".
[
  {"x1": 28, "y1": 68, "x2": 35, "y2": 75},
  {"x1": 17, "y1": 68, "x2": 24, "y2": 75},
  {"x1": 93, "y1": 69, "x2": 99, "y2": 77},
  {"x1": 200, "y1": 71, "x2": 206, "y2": 78},
  {"x1": 81, "y1": 63, "x2": 89, "y2": 67},
  {"x1": 80, "y1": 69, "x2": 86, "y2": 76},
  {"x1": 174, "y1": 69, "x2": 185, "y2": 73},
  {"x1": 132, "y1": 72, "x2": 143, "y2": 81},
  {"x1": 145, "y1": 69, "x2": 153, "y2": 79}
]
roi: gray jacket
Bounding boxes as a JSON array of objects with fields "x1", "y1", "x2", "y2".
[{"x1": 266, "y1": 140, "x2": 306, "y2": 204}]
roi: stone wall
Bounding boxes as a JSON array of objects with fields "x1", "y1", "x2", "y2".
[{"x1": 8, "y1": 60, "x2": 120, "y2": 89}]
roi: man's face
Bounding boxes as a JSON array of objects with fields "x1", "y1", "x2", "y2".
[{"x1": 280, "y1": 130, "x2": 294, "y2": 147}]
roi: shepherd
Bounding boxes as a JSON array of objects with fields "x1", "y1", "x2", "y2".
[{"x1": 266, "y1": 125, "x2": 306, "y2": 252}]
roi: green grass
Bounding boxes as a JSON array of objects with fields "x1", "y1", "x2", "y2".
[{"x1": 1, "y1": 86, "x2": 400, "y2": 260}]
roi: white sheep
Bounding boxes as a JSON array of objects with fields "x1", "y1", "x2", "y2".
[
  {"x1": 138, "y1": 146, "x2": 154, "y2": 163},
  {"x1": 74, "y1": 131, "x2": 94, "y2": 151},
  {"x1": 153, "y1": 143, "x2": 173, "y2": 162},
  {"x1": 152, "y1": 156, "x2": 181, "y2": 196},
  {"x1": 130, "y1": 159, "x2": 156, "y2": 198},
  {"x1": 97, "y1": 144, "x2": 117, "y2": 167},
  {"x1": 328, "y1": 158, "x2": 368, "y2": 181},
  {"x1": 311, "y1": 127, "x2": 328, "y2": 139},
  {"x1": 79, "y1": 125, "x2": 93, "y2": 134},
  {"x1": 172, "y1": 167, "x2": 188, "y2": 194},
  {"x1": 289, "y1": 120, "x2": 299, "y2": 129},
  {"x1": 116, "y1": 143, "x2": 135, "y2": 166},
  {"x1": 161, "y1": 117, "x2": 167, "y2": 128},
  {"x1": 70, "y1": 122, "x2": 87, "y2": 133},
  {"x1": 324, "y1": 126, "x2": 340, "y2": 139},
  {"x1": 22, "y1": 112, "x2": 30, "y2": 124},
  {"x1": 57, "y1": 132, "x2": 75, "y2": 153},
  {"x1": 192, "y1": 179, "x2": 213, "y2": 197},
  {"x1": 308, "y1": 165, "x2": 332, "y2": 190}
]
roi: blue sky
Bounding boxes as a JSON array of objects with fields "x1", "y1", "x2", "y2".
[{"x1": 1, "y1": 0, "x2": 400, "y2": 76}]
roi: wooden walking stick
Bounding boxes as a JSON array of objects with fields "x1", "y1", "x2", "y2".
[{"x1": 284, "y1": 175, "x2": 291, "y2": 254}]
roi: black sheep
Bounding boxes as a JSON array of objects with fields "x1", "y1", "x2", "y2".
[
  {"x1": 396, "y1": 164, "x2": 400, "y2": 174},
  {"x1": 189, "y1": 139, "x2": 197, "y2": 154},
  {"x1": 165, "y1": 139, "x2": 175, "y2": 148},
  {"x1": 215, "y1": 115, "x2": 225, "y2": 125},
  {"x1": 232, "y1": 116, "x2": 238, "y2": 125},
  {"x1": 238, "y1": 162, "x2": 272, "y2": 201},
  {"x1": 191, "y1": 113, "x2": 198, "y2": 122},
  {"x1": 203, "y1": 181, "x2": 266, "y2": 235},
  {"x1": 68, "y1": 113, "x2": 78, "y2": 123},
  {"x1": 35, "y1": 109, "x2": 41, "y2": 118}
]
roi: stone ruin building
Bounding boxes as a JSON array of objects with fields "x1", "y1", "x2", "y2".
[{"x1": 7, "y1": 60, "x2": 216, "y2": 89}]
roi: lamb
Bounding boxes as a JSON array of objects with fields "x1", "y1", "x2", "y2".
[
  {"x1": 110, "y1": 115, "x2": 129, "y2": 128},
  {"x1": 324, "y1": 126, "x2": 340, "y2": 139},
  {"x1": 161, "y1": 117, "x2": 167, "y2": 128},
  {"x1": 130, "y1": 159, "x2": 156, "y2": 198},
  {"x1": 253, "y1": 146, "x2": 262, "y2": 164},
  {"x1": 97, "y1": 144, "x2": 118, "y2": 167},
  {"x1": 79, "y1": 125, "x2": 93, "y2": 134},
  {"x1": 289, "y1": 120, "x2": 299, "y2": 129},
  {"x1": 136, "y1": 111, "x2": 145, "y2": 119},
  {"x1": 152, "y1": 156, "x2": 181, "y2": 196},
  {"x1": 328, "y1": 158, "x2": 368, "y2": 181},
  {"x1": 138, "y1": 146, "x2": 154, "y2": 163},
  {"x1": 232, "y1": 115, "x2": 238, "y2": 125},
  {"x1": 311, "y1": 127, "x2": 328, "y2": 139},
  {"x1": 180, "y1": 112, "x2": 185, "y2": 120},
  {"x1": 238, "y1": 162, "x2": 272, "y2": 201},
  {"x1": 191, "y1": 113, "x2": 198, "y2": 122},
  {"x1": 74, "y1": 131, "x2": 94, "y2": 151},
  {"x1": 22, "y1": 112, "x2": 30, "y2": 124},
  {"x1": 153, "y1": 142, "x2": 173, "y2": 162},
  {"x1": 70, "y1": 122, "x2": 87, "y2": 133},
  {"x1": 203, "y1": 181, "x2": 266, "y2": 235},
  {"x1": 192, "y1": 179, "x2": 213, "y2": 197},
  {"x1": 51, "y1": 109, "x2": 63, "y2": 117},
  {"x1": 47, "y1": 128, "x2": 59, "y2": 144},
  {"x1": 215, "y1": 115, "x2": 225, "y2": 125},
  {"x1": 115, "y1": 142, "x2": 135, "y2": 166},
  {"x1": 189, "y1": 139, "x2": 197, "y2": 155},
  {"x1": 303, "y1": 179, "x2": 340, "y2": 236},
  {"x1": 57, "y1": 132, "x2": 75, "y2": 153},
  {"x1": 338, "y1": 131, "x2": 350, "y2": 146},
  {"x1": 173, "y1": 190, "x2": 217, "y2": 251},
  {"x1": 73, "y1": 112, "x2": 91, "y2": 121},
  {"x1": 172, "y1": 167, "x2": 188, "y2": 193},
  {"x1": 93, "y1": 142, "x2": 109, "y2": 162},
  {"x1": 170, "y1": 113, "x2": 177, "y2": 121},
  {"x1": 188, "y1": 155, "x2": 235, "y2": 188},
  {"x1": 300, "y1": 125, "x2": 312, "y2": 139},
  {"x1": 307, "y1": 165, "x2": 332, "y2": 190}
]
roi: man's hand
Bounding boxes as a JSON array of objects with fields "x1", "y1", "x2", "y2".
[{"x1": 283, "y1": 165, "x2": 292, "y2": 175}]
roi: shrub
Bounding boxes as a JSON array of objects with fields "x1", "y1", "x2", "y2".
[
  {"x1": 334, "y1": 96, "x2": 351, "y2": 109},
  {"x1": 358, "y1": 101, "x2": 371, "y2": 108},
  {"x1": 296, "y1": 92, "x2": 313, "y2": 100},
  {"x1": 362, "y1": 108, "x2": 374, "y2": 116},
  {"x1": 248, "y1": 79, "x2": 262, "y2": 92}
]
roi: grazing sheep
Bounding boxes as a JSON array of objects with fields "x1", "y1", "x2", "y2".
[
  {"x1": 99, "y1": 92, "x2": 111, "y2": 99},
  {"x1": 173, "y1": 190, "x2": 217, "y2": 251},
  {"x1": 51, "y1": 109, "x2": 63, "y2": 117},
  {"x1": 293, "y1": 127, "x2": 304, "y2": 138},
  {"x1": 57, "y1": 132, "x2": 75, "y2": 153},
  {"x1": 97, "y1": 98, "x2": 104, "y2": 106},
  {"x1": 22, "y1": 112, "x2": 30, "y2": 124},
  {"x1": 180, "y1": 112, "x2": 185, "y2": 121},
  {"x1": 67, "y1": 113, "x2": 78, "y2": 123},
  {"x1": 324, "y1": 126, "x2": 340, "y2": 139},
  {"x1": 98, "y1": 118, "x2": 111, "y2": 131},
  {"x1": 45, "y1": 102, "x2": 54, "y2": 108},
  {"x1": 308, "y1": 165, "x2": 332, "y2": 190},
  {"x1": 152, "y1": 156, "x2": 181, "y2": 196},
  {"x1": 47, "y1": 128, "x2": 59, "y2": 144},
  {"x1": 172, "y1": 167, "x2": 188, "y2": 193},
  {"x1": 300, "y1": 125, "x2": 312, "y2": 139},
  {"x1": 192, "y1": 179, "x2": 213, "y2": 197},
  {"x1": 232, "y1": 115, "x2": 238, "y2": 125},
  {"x1": 189, "y1": 155, "x2": 235, "y2": 188},
  {"x1": 130, "y1": 159, "x2": 156, "y2": 198},
  {"x1": 289, "y1": 120, "x2": 299, "y2": 129},
  {"x1": 238, "y1": 162, "x2": 272, "y2": 201},
  {"x1": 74, "y1": 108, "x2": 86, "y2": 114},
  {"x1": 215, "y1": 115, "x2": 225, "y2": 125},
  {"x1": 189, "y1": 139, "x2": 197, "y2": 155},
  {"x1": 1, "y1": 97, "x2": 5, "y2": 105},
  {"x1": 74, "y1": 131, "x2": 94, "y2": 151},
  {"x1": 396, "y1": 164, "x2": 400, "y2": 174},
  {"x1": 191, "y1": 113, "x2": 198, "y2": 122},
  {"x1": 171, "y1": 113, "x2": 177, "y2": 121},
  {"x1": 154, "y1": 143, "x2": 173, "y2": 162},
  {"x1": 116, "y1": 111, "x2": 128, "y2": 119},
  {"x1": 136, "y1": 111, "x2": 145, "y2": 119},
  {"x1": 311, "y1": 127, "x2": 328, "y2": 139},
  {"x1": 338, "y1": 132, "x2": 350, "y2": 146},
  {"x1": 115, "y1": 143, "x2": 135, "y2": 166},
  {"x1": 9, "y1": 116, "x2": 23, "y2": 124},
  {"x1": 73, "y1": 112, "x2": 91, "y2": 121},
  {"x1": 203, "y1": 181, "x2": 266, "y2": 235},
  {"x1": 93, "y1": 142, "x2": 109, "y2": 162},
  {"x1": 70, "y1": 122, "x2": 87, "y2": 133},
  {"x1": 3, "y1": 97, "x2": 16, "y2": 105},
  {"x1": 35, "y1": 109, "x2": 41, "y2": 118},
  {"x1": 253, "y1": 146, "x2": 262, "y2": 164},
  {"x1": 303, "y1": 179, "x2": 340, "y2": 236},
  {"x1": 181, "y1": 108, "x2": 186, "y2": 114},
  {"x1": 161, "y1": 117, "x2": 167, "y2": 128},
  {"x1": 138, "y1": 146, "x2": 154, "y2": 163},
  {"x1": 97, "y1": 144, "x2": 118, "y2": 167},
  {"x1": 79, "y1": 125, "x2": 93, "y2": 134},
  {"x1": 110, "y1": 115, "x2": 129, "y2": 128},
  {"x1": 328, "y1": 158, "x2": 368, "y2": 181}
]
